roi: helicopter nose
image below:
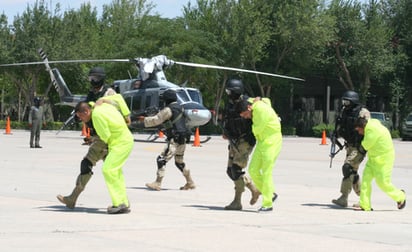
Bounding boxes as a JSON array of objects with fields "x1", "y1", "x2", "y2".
[
  {"x1": 182, "y1": 103, "x2": 212, "y2": 128},
  {"x1": 187, "y1": 108, "x2": 211, "y2": 127}
]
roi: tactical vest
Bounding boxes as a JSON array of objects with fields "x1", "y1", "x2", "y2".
[
  {"x1": 337, "y1": 104, "x2": 364, "y2": 146},
  {"x1": 164, "y1": 102, "x2": 189, "y2": 143},
  {"x1": 86, "y1": 84, "x2": 110, "y2": 136},
  {"x1": 223, "y1": 96, "x2": 254, "y2": 142}
]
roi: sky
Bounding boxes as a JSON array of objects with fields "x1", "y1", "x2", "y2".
[{"x1": 0, "y1": 0, "x2": 194, "y2": 23}]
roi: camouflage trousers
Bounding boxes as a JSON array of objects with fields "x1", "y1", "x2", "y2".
[
  {"x1": 227, "y1": 138, "x2": 254, "y2": 173},
  {"x1": 85, "y1": 135, "x2": 108, "y2": 166}
]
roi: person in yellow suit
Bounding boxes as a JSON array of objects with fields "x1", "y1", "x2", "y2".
[
  {"x1": 354, "y1": 117, "x2": 406, "y2": 211},
  {"x1": 74, "y1": 100, "x2": 134, "y2": 214},
  {"x1": 57, "y1": 93, "x2": 131, "y2": 209},
  {"x1": 237, "y1": 97, "x2": 282, "y2": 212}
]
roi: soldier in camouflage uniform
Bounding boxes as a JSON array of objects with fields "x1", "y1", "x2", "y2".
[
  {"x1": 141, "y1": 89, "x2": 195, "y2": 191},
  {"x1": 222, "y1": 79, "x2": 260, "y2": 210},
  {"x1": 332, "y1": 90, "x2": 370, "y2": 207}
]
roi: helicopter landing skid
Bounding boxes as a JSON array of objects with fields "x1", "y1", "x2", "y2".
[
  {"x1": 133, "y1": 134, "x2": 211, "y2": 144},
  {"x1": 133, "y1": 133, "x2": 159, "y2": 143},
  {"x1": 189, "y1": 136, "x2": 212, "y2": 144}
]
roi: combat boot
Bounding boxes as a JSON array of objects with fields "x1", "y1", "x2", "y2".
[
  {"x1": 245, "y1": 176, "x2": 260, "y2": 205},
  {"x1": 225, "y1": 178, "x2": 245, "y2": 210},
  {"x1": 57, "y1": 173, "x2": 92, "y2": 209},
  {"x1": 146, "y1": 168, "x2": 165, "y2": 191},
  {"x1": 332, "y1": 178, "x2": 352, "y2": 207},
  {"x1": 180, "y1": 168, "x2": 196, "y2": 190}
]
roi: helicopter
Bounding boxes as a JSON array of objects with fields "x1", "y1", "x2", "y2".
[
  {"x1": 8, "y1": 49, "x2": 214, "y2": 142},
  {"x1": 1, "y1": 49, "x2": 305, "y2": 142}
]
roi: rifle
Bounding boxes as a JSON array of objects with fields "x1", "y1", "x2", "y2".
[
  {"x1": 56, "y1": 110, "x2": 77, "y2": 135},
  {"x1": 329, "y1": 131, "x2": 345, "y2": 168},
  {"x1": 329, "y1": 106, "x2": 346, "y2": 168},
  {"x1": 219, "y1": 123, "x2": 240, "y2": 153}
]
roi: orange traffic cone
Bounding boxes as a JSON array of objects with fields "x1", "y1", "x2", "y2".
[
  {"x1": 192, "y1": 127, "x2": 201, "y2": 147},
  {"x1": 158, "y1": 130, "x2": 164, "y2": 138},
  {"x1": 4, "y1": 116, "x2": 12, "y2": 135},
  {"x1": 320, "y1": 130, "x2": 327, "y2": 145}
]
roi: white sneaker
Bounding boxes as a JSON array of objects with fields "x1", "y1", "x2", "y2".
[{"x1": 258, "y1": 206, "x2": 273, "y2": 213}]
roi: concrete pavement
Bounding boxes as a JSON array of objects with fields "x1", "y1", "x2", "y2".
[{"x1": 0, "y1": 129, "x2": 411, "y2": 251}]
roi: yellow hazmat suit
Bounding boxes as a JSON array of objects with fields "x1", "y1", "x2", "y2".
[
  {"x1": 92, "y1": 103, "x2": 134, "y2": 207},
  {"x1": 359, "y1": 119, "x2": 405, "y2": 211},
  {"x1": 98, "y1": 93, "x2": 131, "y2": 124},
  {"x1": 249, "y1": 98, "x2": 282, "y2": 208}
]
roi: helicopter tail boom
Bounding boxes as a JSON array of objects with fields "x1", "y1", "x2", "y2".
[{"x1": 38, "y1": 49, "x2": 86, "y2": 107}]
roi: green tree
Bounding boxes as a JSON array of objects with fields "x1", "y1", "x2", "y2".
[
  {"x1": 326, "y1": 0, "x2": 395, "y2": 103},
  {"x1": 182, "y1": 0, "x2": 275, "y2": 114},
  {"x1": 381, "y1": 0, "x2": 412, "y2": 127},
  {"x1": 0, "y1": 13, "x2": 14, "y2": 119},
  {"x1": 263, "y1": 0, "x2": 335, "y2": 97},
  {"x1": 5, "y1": 0, "x2": 55, "y2": 121}
]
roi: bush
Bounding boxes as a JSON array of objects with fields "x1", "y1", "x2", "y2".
[
  {"x1": 312, "y1": 123, "x2": 401, "y2": 139},
  {"x1": 0, "y1": 120, "x2": 64, "y2": 131},
  {"x1": 391, "y1": 129, "x2": 400, "y2": 139},
  {"x1": 282, "y1": 126, "x2": 296, "y2": 136},
  {"x1": 312, "y1": 123, "x2": 335, "y2": 138}
]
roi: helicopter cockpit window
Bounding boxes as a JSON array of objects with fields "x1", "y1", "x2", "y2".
[
  {"x1": 187, "y1": 89, "x2": 202, "y2": 103},
  {"x1": 176, "y1": 90, "x2": 190, "y2": 103}
]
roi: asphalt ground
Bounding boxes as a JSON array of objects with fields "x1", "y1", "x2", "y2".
[{"x1": 0, "y1": 129, "x2": 411, "y2": 251}]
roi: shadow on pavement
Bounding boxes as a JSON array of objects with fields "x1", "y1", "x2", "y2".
[
  {"x1": 184, "y1": 204, "x2": 258, "y2": 213},
  {"x1": 301, "y1": 202, "x2": 353, "y2": 210},
  {"x1": 37, "y1": 205, "x2": 107, "y2": 214}
]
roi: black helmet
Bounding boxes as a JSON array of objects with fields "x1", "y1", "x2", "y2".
[
  {"x1": 342, "y1": 90, "x2": 359, "y2": 105},
  {"x1": 163, "y1": 89, "x2": 177, "y2": 104},
  {"x1": 88, "y1": 67, "x2": 106, "y2": 88},
  {"x1": 225, "y1": 79, "x2": 244, "y2": 100}
]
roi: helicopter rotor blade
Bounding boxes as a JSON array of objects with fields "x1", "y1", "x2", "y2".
[
  {"x1": 1, "y1": 57, "x2": 304, "y2": 82},
  {"x1": 0, "y1": 59, "x2": 131, "y2": 67},
  {"x1": 174, "y1": 61, "x2": 305, "y2": 82}
]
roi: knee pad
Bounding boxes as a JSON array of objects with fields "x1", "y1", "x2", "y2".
[
  {"x1": 80, "y1": 158, "x2": 93, "y2": 175},
  {"x1": 342, "y1": 163, "x2": 354, "y2": 179},
  {"x1": 156, "y1": 155, "x2": 167, "y2": 169},
  {"x1": 226, "y1": 164, "x2": 245, "y2": 181},
  {"x1": 175, "y1": 162, "x2": 185, "y2": 172}
]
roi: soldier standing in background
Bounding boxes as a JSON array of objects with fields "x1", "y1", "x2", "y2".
[{"x1": 29, "y1": 97, "x2": 46, "y2": 148}]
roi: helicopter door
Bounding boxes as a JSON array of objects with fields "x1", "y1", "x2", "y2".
[
  {"x1": 143, "y1": 89, "x2": 160, "y2": 114},
  {"x1": 123, "y1": 89, "x2": 159, "y2": 116},
  {"x1": 123, "y1": 90, "x2": 144, "y2": 116}
]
